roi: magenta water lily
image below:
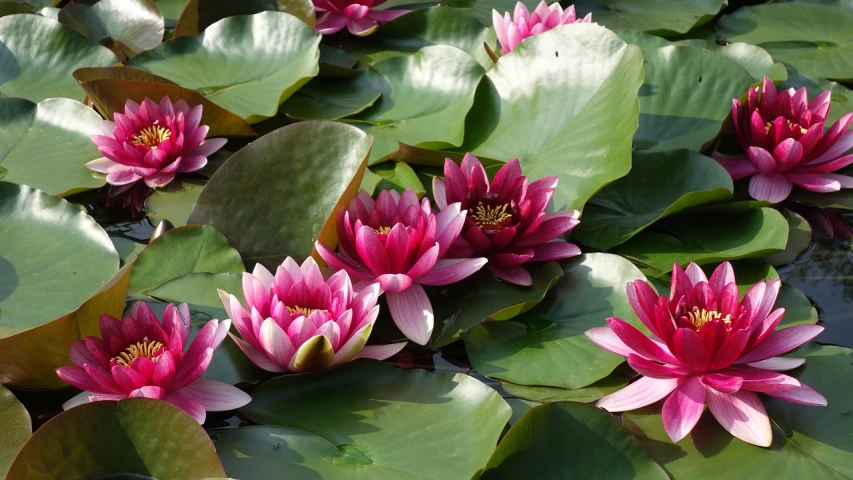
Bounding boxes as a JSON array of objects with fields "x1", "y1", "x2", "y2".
[
  {"x1": 313, "y1": 0, "x2": 409, "y2": 36},
  {"x1": 316, "y1": 189, "x2": 486, "y2": 345},
  {"x1": 493, "y1": 1, "x2": 591, "y2": 54},
  {"x1": 86, "y1": 97, "x2": 227, "y2": 189},
  {"x1": 434, "y1": 153, "x2": 581, "y2": 286},
  {"x1": 218, "y1": 257, "x2": 406, "y2": 373},
  {"x1": 715, "y1": 77, "x2": 853, "y2": 203},
  {"x1": 56, "y1": 302, "x2": 250, "y2": 424},
  {"x1": 586, "y1": 262, "x2": 825, "y2": 446}
]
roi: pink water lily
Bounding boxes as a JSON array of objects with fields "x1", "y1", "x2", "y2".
[
  {"x1": 219, "y1": 257, "x2": 406, "y2": 373},
  {"x1": 585, "y1": 262, "x2": 826, "y2": 447},
  {"x1": 433, "y1": 153, "x2": 581, "y2": 286},
  {"x1": 316, "y1": 189, "x2": 487, "y2": 345},
  {"x1": 56, "y1": 302, "x2": 249, "y2": 424},
  {"x1": 493, "y1": 1, "x2": 591, "y2": 54},
  {"x1": 313, "y1": 0, "x2": 409, "y2": 36},
  {"x1": 86, "y1": 97, "x2": 227, "y2": 189},
  {"x1": 714, "y1": 77, "x2": 853, "y2": 203}
]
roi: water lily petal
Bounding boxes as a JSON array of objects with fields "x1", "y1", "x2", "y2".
[
  {"x1": 597, "y1": 377, "x2": 680, "y2": 412},
  {"x1": 354, "y1": 342, "x2": 408, "y2": 360},
  {"x1": 662, "y1": 376, "x2": 706, "y2": 442},
  {"x1": 420, "y1": 258, "x2": 487, "y2": 286},
  {"x1": 745, "y1": 356, "x2": 805, "y2": 371},
  {"x1": 736, "y1": 325, "x2": 824, "y2": 364},
  {"x1": 164, "y1": 393, "x2": 207, "y2": 424},
  {"x1": 706, "y1": 389, "x2": 772, "y2": 447},
  {"x1": 386, "y1": 284, "x2": 433, "y2": 345},
  {"x1": 174, "y1": 378, "x2": 251, "y2": 411}
]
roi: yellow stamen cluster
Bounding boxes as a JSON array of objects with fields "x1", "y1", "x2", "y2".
[
  {"x1": 764, "y1": 120, "x2": 808, "y2": 135},
  {"x1": 286, "y1": 305, "x2": 327, "y2": 317},
  {"x1": 132, "y1": 125, "x2": 171, "y2": 148},
  {"x1": 471, "y1": 202, "x2": 513, "y2": 231},
  {"x1": 687, "y1": 307, "x2": 732, "y2": 331},
  {"x1": 113, "y1": 339, "x2": 164, "y2": 367},
  {"x1": 373, "y1": 226, "x2": 392, "y2": 235}
]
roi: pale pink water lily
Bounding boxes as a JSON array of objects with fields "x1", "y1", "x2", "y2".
[
  {"x1": 714, "y1": 77, "x2": 853, "y2": 203},
  {"x1": 316, "y1": 189, "x2": 487, "y2": 345},
  {"x1": 585, "y1": 262, "x2": 826, "y2": 447},
  {"x1": 86, "y1": 97, "x2": 227, "y2": 189},
  {"x1": 433, "y1": 153, "x2": 581, "y2": 286},
  {"x1": 218, "y1": 257, "x2": 406, "y2": 373},
  {"x1": 56, "y1": 302, "x2": 249, "y2": 424},
  {"x1": 313, "y1": 0, "x2": 409, "y2": 36},
  {"x1": 493, "y1": 1, "x2": 591, "y2": 54}
]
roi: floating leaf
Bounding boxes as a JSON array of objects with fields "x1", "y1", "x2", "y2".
[
  {"x1": 58, "y1": 0, "x2": 165, "y2": 55},
  {"x1": 369, "y1": 161, "x2": 425, "y2": 196},
  {"x1": 173, "y1": 0, "x2": 315, "y2": 37},
  {"x1": 281, "y1": 74, "x2": 381, "y2": 120},
  {"x1": 499, "y1": 371, "x2": 631, "y2": 404},
  {"x1": 0, "y1": 386, "x2": 30, "y2": 478},
  {"x1": 591, "y1": 0, "x2": 726, "y2": 35}
]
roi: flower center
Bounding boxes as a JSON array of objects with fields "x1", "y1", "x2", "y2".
[
  {"x1": 113, "y1": 338, "x2": 164, "y2": 367},
  {"x1": 132, "y1": 125, "x2": 171, "y2": 148},
  {"x1": 373, "y1": 226, "x2": 392, "y2": 235},
  {"x1": 286, "y1": 305, "x2": 327, "y2": 317},
  {"x1": 764, "y1": 120, "x2": 808, "y2": 135},
  {"x1": 687, "y1": 307, "x2": 732, "y2": 331},
  {"x1": 472, "y1": 202, "x2": 513, "y2": 231}
]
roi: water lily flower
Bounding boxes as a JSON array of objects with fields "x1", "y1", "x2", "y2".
[
  {"x1": 714, "y1": 77, "x2": 853, "y2": 203},
  {"x1": 57, "y1": 302, "x2": 249, "y2": 424},
  {"x1": 585, "y1": 262, "x2": 826, "y2": 447},
  {"x1": 493, "y1": 1, "x2": 591, "y2": 54},
  {"x1": 316, "y1": 189, "x2": 487, "y2": 345},
  {"x1": 218, "y1": 257, "x2": 406, "y2": 373},
  {"x1": 313, "y1": 0, "x2": 409, "y2": 36},
  {"x1": 86, "y1": 97, "x2": 227, "y2": 189},
  {"x1": 433, "y1": 154, "x2": 581, "y2": 286}
]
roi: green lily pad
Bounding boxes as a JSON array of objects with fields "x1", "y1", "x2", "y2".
[
  {"x1": 0, "y1": 386, "x2": 30, "y2": 478},
  {"x1": 716, "y1": 3, "x2": 853, "y2": 81},
  {"x1": 128, "y1": 225, "x2": 245, "y2": 298},
  {"x1": 463, "y1": 253, "x2": 647, "y2": 389},
  {"x1": 499, "y1": 371, "x2": 631, "y2": 403},
  {"x1": 173, "y1": 0, "x2": 315, "y2": 37},
  {"x1": 616, "y1": 207, "x2": 790, "y2": 272},
  {"x1": 633, "y1": 45, "x2": 756, "y2": 152},
  {"x1": 764, "y1": 209, "x2": 813, "y2": 267},
  {"x1": 0, "y1": 3, "x2": 36, "y2": 17},
  {"x1": 592, "y1": 0, "x2": 726, "y2": 35},
  {"x1": 348, "y1": 45, "x2": 484, "y2": 164},
  {"x1": 145, "y1": 178, "x2": 206, "y2": 227},
  {"x1": 7, "y1": 399, "x2": 227, "y2": 479},
  {"x1": 369, "y1": 161, "x2": 425, "y2": 196},
  {"x1": 430, "y1": 261, "x2": 564, "y2": 348},
  {"x1": 187, "y1": 121, "x2": 372, "y2": 268},
  {"x1": 675, "y1": 39, "x2": 788, "y2": 82},
  {"x1": 58, "y1": 0, "x2": 165, "y2": 55},
  {"x1": 281, "y1": 74, "x2": 381, "y2": 120},
  {"x1": 111, "y1": 237, "x2": 146, "y2": 266},
  {"x1": 574, "y1": 150, "x2": 733, "y2": 250},
  {"x1": 129, "y1": 11, "x2": 320, "y2": 122},
  {"x1": 481, "y1": 402, "x2": 668, "y2": 479},
  {"x1": 0, "y1": 97, "x2": 105, "y2": 196},
  {"x1": 0, "y1": 14, "x2": 116, "y2": 102},
  {"x1": 461, "y1": 24, "x2": 643, "y2": 211},
  {"x1": 348, "y1": 7, "x2": 497, "y2": 70},
  {"x1": 623, "y1": 344, "x2": 853, "y2": 479},
  {"x1": 153, "y1": 0, "x2": 189, "y2": 28},
  {"x1": 240, "y1": 360, "x2": 511, "y2": 480}
]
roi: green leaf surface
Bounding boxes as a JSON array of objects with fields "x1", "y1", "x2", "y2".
[
  {"x1": 716, "y1": 4, "x2": 853, "y2": 81},
  {"x1": 461, "y1": 24, "x2": 643, "y2": 211},
  {"x1": 145, "y1": 178, "x2": 206, "y2": 227},
  {"x1": 764, "y1": 209, "x2": 813, "y2": 267},
  {"x1": 481, "y1": 402, "x2": 668, "y2": 479},
  {"x1": 675, "y1": 38, "x2": 788, "y2": 82},
  {"x1": 281, "y1": 74, "x2": 381, "y2": 120},
  {"x1": 499, "y1": 371, "x2": 630, "y2": 403},
  {"x1": 623, "y1": 344, "x2": 853, "y2": 479},
  {"x1": 129, "y1": 11, "x2": 320, "y2": 122},
  {"x1": 128, "y1": 225, "x2": 245, "y2": 298},
  {"x1": 592, "y1": 0, "x2": 726, "y2": 35},
  {"x1": 0, "y1": 97, "x2": 104, "y2": 196},
  {"x1": 430, "y1": 261, "x2": 564, "y2": 348},
  {"x1": 616, "y1": 207, "x2": 790, "y2": 271},
  {"x1": 463, "y1": 253, "x2": 646, "y2": 389},
  {"x1": 0, "y1": 386, "x2": 30, "y2": 478},
  {"x1": 368, "y1": 161, "x2": 425, "y2": 196},
  {"x1": 0, "y1": 14, "x2": 116, "y2": 102},
  {"x1": 58, "y1": 0, "x2": 165, "y2": 54},
  {"x1": 187, "y1": 121, "x2": 372, "y2": 268},
  {"x1": 173, "y1": 0, "x2": 315, "y2": 37},
  {"x1": 7, "y1": 399, "x2": 227, "y2": 479},
  {"x1": 153, "y1": 0, "x2": 189, "y2": 28},
  {"x1": 349, "y1": 45, "x2": 484, "y2": 164},
  {"x1": 574, "y1": 150, "x2": 733, "y2": 249},
  {"x1": 240, "y1": 360, "x2": 511, "y2": 480}
]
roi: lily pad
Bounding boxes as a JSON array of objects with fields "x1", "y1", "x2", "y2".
[
  {"x1": 0, "y1": 14, "x2": 116, "y2": 102},
  {"x1": 187, "y1": 121, "x2": 372, "y2": 268},
  {"x1": 348, "y1": 45, "x2": 484, "y2": 164},
  {"x1": 616, "y1": 207, "x2": 790, "y2": 272},
  {"x1": 481, "y1": 402, "x2": 668, "y2": 479},
  {"x1": 173, "y1": 0, "x2": 315, "y2": 37},
  {"x1": 499, "y1": 371, "x2": 631, "y2": 403},
  {"x1": 0, "y1": 97, "x2": 105, "y2": 196},
  {"x1": 462, "y1": 253, "x2": 647, "y2": 390},
  {"x1": 675, "y1": 39, "x2": 788, "y2": 82},
  {"x1": 764, "y1": 209, "x2": 813, "y2": 267},
  {"x1": 430, "y1": 261, "x2": 564, "y2": 348},
  {"x1": 128, "y1": 225, "x2": 245, "y2": 298},
  {"x1": 574, "y1": 150, "x2": 733, "y2": 250},
  {"x1": 369, "y1": 161, "x2": 425, "y2": 196},
  {"x1": 240, "y1": 360, "x2": 511, "y2": 480},
  {"x1": 592, "y1": 0, "x2": 726, "y2": 35},
  {"x1": 0, "y1": 386, "x2": 30, "y2": 478},
  {"x1": 58, "y1": 0, "x2": 165, "y2": 55},
  {"x1": 145, "y1": 178, "x2": 206, "y2": 227},
  {"x1": 7, "y1": 399, "x2": 227, "y2": 479},
  {"x1": 623, "y1": 344, "x2": 853, "y2": 479},
  {"x1": 281, "y1": 74, "x2": 381, "y2": 120},
  {"x1": 461, "y1": 24, "x2": 643, "y2": 211},
  {"x1": 716, "y1": 3, "x2": 853, "y2": 81},
  {"x1": 128, "y1": 11, "x2": 321, "y2": 122}
]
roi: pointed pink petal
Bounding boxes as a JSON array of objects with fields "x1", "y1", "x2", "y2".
[
  {"x1": 259, "y1": 318, "x2": 297, "y2": 366},
  {"x1": 748, "y1": 173, "x2": 793, "y2": 203},
  {"x1": 529, "y1": 241, "x2": 581, "y2": 262},
  {"x1": 702, "y1": 373, "x2": 744, "y2": 393},
  {"x1": 627, "y1": 354, "x2": 689, "y2": 379},
  {"x1": 386, "y1": 284, "x2": 433, "y2": 345},
  {"x1": 173, "y1": 378, "x2": 251, "y2": 411},
  {"x1": 765, "y1": 383, "x2": 827, "y2": 406},
  {"x1": 353, "y1": 342, "x2": 407, "y2": 360},
  {"x1": 164, "y1": 393, "x2": 207, "y2": 424},
  {"x1": 348, "y1": 17, "x2": 378, "y2": 36},
  {"x1": 486, "y1": 264, "x2": 533, "y2": 286},
  {"x1": 432, "y1": 177, "x2": 448, "y2": 210},
  {"x1": 746, "y1": 356, "x2": 805, "y2": 371},
  {"x1": 230, "y1": 333, "x2": 287, "y2": 373},
  {"x1": 706, "y1": 389, "x2": 772, "y2": 447},
  {"x1": 585, "y1": 327, "x2": 637, "y2": 357},
  {"x1": 662, "y1": 376, "x2": 706, "y2": 442},
  {"x1": 607, "y1": 317, "x2": 681, "y2": 365},
  {"x1": 192, "y1": 138, "x2": 227, "y2": 157},
  {"x1": 736, "y1": 325, "x2": 824, "y2": 364},
  {"x1": 597, "y1": 377, "x2": 680, "y2": 412},
  {"x1": 419, "y1": 258, "x2": 487, "y2": 286},
  {"x1": 315, "y1": 12, "x2": 349, "y2": 34},
  {"x1": 376, "y1": 273, "x2": 413, "y2": 293}
]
